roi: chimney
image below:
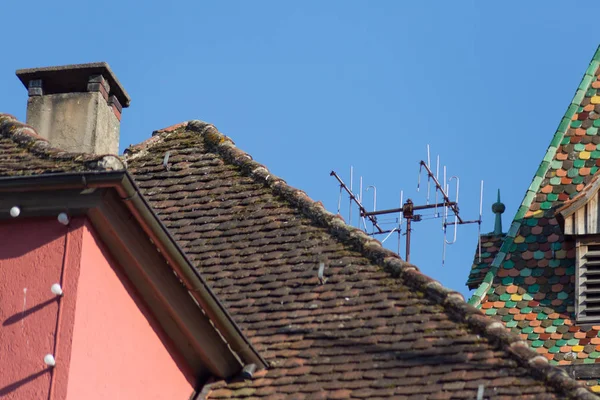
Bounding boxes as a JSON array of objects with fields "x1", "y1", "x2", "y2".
[{"x1": 16, "y1": 62, "x2": 130, "y2": 155}]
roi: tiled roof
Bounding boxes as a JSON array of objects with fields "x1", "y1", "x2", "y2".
[
  {"x1": 468, "y1": 46, "x2": 600, "y2": 392},
  {"x1": 125, "y1": 121, "x2": 595, "y2": 399},
  {"x1": 467, "y1": 233, "x2": 505, "y2": 290},
  {"x1": 0, "y1": 113, "x2": 124, "y2": 175}
]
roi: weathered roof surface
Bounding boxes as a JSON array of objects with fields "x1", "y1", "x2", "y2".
[
  {"x1": 467, "y1": 234, "x2": 505, "y2": 290},
  {"x1": 125, "y1": 121, "x2": 594, "y2": 399},
  {"x1": 0, "y1": 113, "x2": 124, "y2": 176},
  {"x1": 468, "y1": 46, "x2": 600, "y2": 391}
]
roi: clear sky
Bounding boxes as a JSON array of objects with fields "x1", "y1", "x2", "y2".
[{"x1": 0, "y1": 1, "x2": 597, "y2": 297}]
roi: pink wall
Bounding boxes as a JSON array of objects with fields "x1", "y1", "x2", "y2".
[
  {"x1": 0, "y1": 218, "x2": 80, "y2": 400},
  {"x1": 65, "y1": 220, "x2": 193, "y2": 400},
  {"x1": 0, "y1": 217, "x2": 194, "y2": 400}
]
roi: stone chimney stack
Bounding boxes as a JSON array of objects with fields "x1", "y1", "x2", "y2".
[{"x1": 16, "y1": 62, "x2": 130, "y2": 155}]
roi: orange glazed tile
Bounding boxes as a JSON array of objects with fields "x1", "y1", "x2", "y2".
[
  {"x1": 509, "y1": 308, "x2": 520, "y2": 315},
  {"x1": 530, "y1": 320, "x2": 541, "y2": 327},
  {"x1": 575, "y1": 332, "x2": 586, "y2": 339},
  {"x1": 526, "y1": 314, "x2": 537, "y2": 321},
  {"x1": 537, "y1": 347, "x2": 549, "y2": 354},
  {"x1": 540, "y1": 333, "x2": 551, "y2": 340},
  {"x1": 558, "y1": 360, "x2": 570, "y2": 365},
  {"x1": 585, "y1": 103, "x2": 596, "y2": 110},
  {"x1": 556, "y1": 169, "x2": 567, "y2": 177},
  {"x1": 534, "y1": 326, "x2": 545, "y2": 333},
  {"x1": 586, "y1": 143, "x2": 597, "y2": 151},
  {"x1": 570, "y1": 326, "x2": 579, "y2": 333},
  {"x1": 544, "y1": 353, "x2": 554, "y2": 361},
  {"x1": 481, "y1": 302, "x2": 493, "y2": 309},
  {"x1": 593, "y1": 81, "x2": 600, "y2": 89},
  {"x1": 541, "y1": 185, "x2": 553, "y2": 193},
  {"x1": 564, "y1": 319, "x2": 574, "y2": 326},
  {"x1": 592, "y1": 326, "x2": 600, "y2": 330},
  {"x1": 591, "y1": 338, "x2": 600, "y2": 345},
  {"x1": 572, "y1": 114, "x2": 579, "y2": 121},
  {"x1": 506, "y1": 285, "x2": 518, "y2": 294},
  {"x1": 551, "y1": 333, "x2": 562, "y2": 340},
  {"x1": 549, "y1": 313, "x2": 560, "y2": 319},
  {"x1": 561, "y1": 177, "x2": 573, "y2": 185},
  {"x1": 595, "y1": 345, "x2": 600, "y2": 352},
  {"x1": 557, "y1": 152, "x2": 568, "y2": 160},
  {"x1": 578, "y1": 352, "x2": 588, "y2": 359},
  {"x1": 560, "y1": 346, "x2": 572, "y2": 352},
  {"x1": 514, "y1": 314, "x2": 526, "y2": 321},
  {"x1": 575, "y1": 128, "x2": 586, "y2": 136},
  {"x1": 577, "y1": 183, "x2": 585, "y2": 191},
  {"x1": 494, "y1": 301, "x2": 505, "y2": 308}
]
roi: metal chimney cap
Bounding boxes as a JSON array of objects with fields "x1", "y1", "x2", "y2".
[{"x1": 16, "y1": 62, "x2": 130, "y2": 107}]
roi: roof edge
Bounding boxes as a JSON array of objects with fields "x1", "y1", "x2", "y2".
[
  {"x1": 0, "y1": 113, "x2": 126, "y2": 171},
  {"x1": 468, "y1": 46, "x2": 600, "y2": 308},
  {"x1": 137, "y1": 119, "x2": 594, "y2": 399}
]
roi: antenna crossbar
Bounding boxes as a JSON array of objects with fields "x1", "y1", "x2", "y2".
[{"x1": 330, "y1": 171, "x2": 384, "y2": 234}]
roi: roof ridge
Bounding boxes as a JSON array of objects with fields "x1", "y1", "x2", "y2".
[
  {"x1": 0, "y1": 113, "x2": 126, "y2": 171},
  {"x1": 166, "y1": 119, "x2": 593, "y2": 399},
  {"x1": 467, "y1": 45, "x2": 600, "y2": 309}
]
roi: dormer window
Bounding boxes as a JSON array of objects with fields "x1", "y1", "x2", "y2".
[{"x1": 558, "y1": 177, "x2": 600, "y2": 322}]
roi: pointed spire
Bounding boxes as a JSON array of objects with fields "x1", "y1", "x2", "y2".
[{"x1": 492, "y1": 189, "x2": 505, "y2": 235}]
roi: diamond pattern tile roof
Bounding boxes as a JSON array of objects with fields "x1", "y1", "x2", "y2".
[
  {"x1": 123, "y1": 121, "x2": 595, "y2": 399},
  {"x1": 468, "y1": 46, "x2": 600, "y2": 394}
]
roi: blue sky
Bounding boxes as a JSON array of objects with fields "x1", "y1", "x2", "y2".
[{"x1": 0, "y1": 1, "x2": 597, "y2": 297}]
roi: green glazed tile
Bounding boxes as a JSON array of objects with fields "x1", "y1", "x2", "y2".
[
  {"x1": 522, "y1": 326, "x2": 534, "y2": 334},
  {"x1": 584, "y1": 358, "x2": 595, "y2": 364},
  {"x1": 550, "y1": 177, "x2": 561, "y2": 185},
  {"x1": 594, "y1": 119, "x2": 600, "y2": 128},
  {"x1": 526, "y1": 218, "x2": 539, "y2": 227},
  {"x1": 557, "y1": 292, "x2": 568, "y2": 300},
  {"x1": 548, "y1": 346, "x2": 561, "y2": 354},
  {"x1": 500, "y1": 293, "x2": 511, "y2": 301},
  {"x1": 575, "y1": 143, "x2": 586, "y2": 151},
  {"x1": 534, "y1": 251, "x2": 546, "y2": 260},
  {"x1": 540, "y1": 201, "x2": 553, "y2": 210},
  {"x1": 545, "y1": 326, "x2": 557, "y2": 333},
  {"x1": 506, "y1": 320, "x2": 517, "y2": 328},
  {"x1": 501, "y1": 315, "x2": 512, "y2": 322},
  {"x1": 528, "y1": 284, "x2": 540, "y2": 293},
  {"x1": 590, "y1": 352, "x2": 600, "y2": 359},
  {"x1": 573, "y1": 176, "x2": 584, "y2": 184},
  {"x1": 592, "y1": 150, "x2": 600, "y2": 159},
  {"x1": 567, "y1": 338, "x2": 579, "y2": 346},
  {"x1": 505, "y1": 300, "x2": 517, "y2": 308},
  {"x1": 504, "y1": 260, "x2": 515, "y2": 269},
  {"x1": 501, "y1": 277, "x2": 514, "y2": 285},
  {"x1": 528, "y1": 333, "x2": 539, "y2": 340},
  {"x1": 578, "y1": 106, "x2": 585, "y2": 113},
  {"x1": 521, "y1": 307, "x2": 532, "y2": 313},
  {"x1": 574, "y1": 160, "x2": 585, "y2": 168},
  {"x1": 561, "y1": 136, "x2": 571, "y2": 145},
  {"x1": 586, "y1": 88, "x2": 597, "y2": 98},
  {"x1": 572, "y1": 120, "x2": 583, "y2": 128},
  {"x1": 531, "y1": 340, "x2": 544, "y2": 348},
  {"x1": 485, "y1": 308, "x2": 497, "y2": 315},
  {"x1": 551, "y1": 160, "x2": 563, "y2": 169},
  {"x1": 567, "y1": 266, "x2": 576, "y2": 275},
  {"x1": 522, "y1": 293, "x2": 533, "y2": 301},
  {"x1": 556, "y1": 339, "x2": 567, "y2": 346},
  {"x1": 581, "y1": 75, "x2": 594, "y2": 90},
  {"x1": 521, "y1": 268, "x2": 532, "y2": 277},
  {"x1": 547, "y1": 193, "x2": 558, "y2": 201},
  {"x1": 588, "y1": 127, "x2": 599, "y2": 135},
  {"x1": 538, "y1": 313, "x2": 548, "y2": 320},
  {"x1": 592, "y1": 166, "x2": 599, "y2": 175}
]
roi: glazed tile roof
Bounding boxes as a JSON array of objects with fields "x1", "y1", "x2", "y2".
[
  {"x1": 468, "y1": 233, "x2": 505, "y2": 290},
  {"x1": 0, "y1": 113, "x2": 124, "y2": 175},
  {"x1": 123, "y1": 121, "x2": 595, "y2": 399},
  {"x1": 468, "y1": 46, "x2": 600, "y2": 393}
]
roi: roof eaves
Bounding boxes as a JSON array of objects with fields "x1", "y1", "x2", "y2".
[
  {"x1": 145, "y1": 120, "x2": 596, "y2": 399},
  {"x1": 467, "y1": 45, "x2": 600, "y2": 309}
]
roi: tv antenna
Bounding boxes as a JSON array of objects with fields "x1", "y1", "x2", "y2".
[{"x1": 330, "y1": 145, "x2": 484, "y2": 265}]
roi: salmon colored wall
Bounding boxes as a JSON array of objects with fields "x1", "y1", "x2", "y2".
[
  {"x1": 0, "y1": 216, "x2": 194, "y2": 400},
  {"x1": 65, "y1": 220, "x2": 193, "y2": 400},
  {"x1": 0, "y1": 218, "x2": 83, "y2": 400}
]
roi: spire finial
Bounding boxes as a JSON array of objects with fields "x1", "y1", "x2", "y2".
[{"x1": 492, "y1": 189, "x2": 505, "y2": 235}]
